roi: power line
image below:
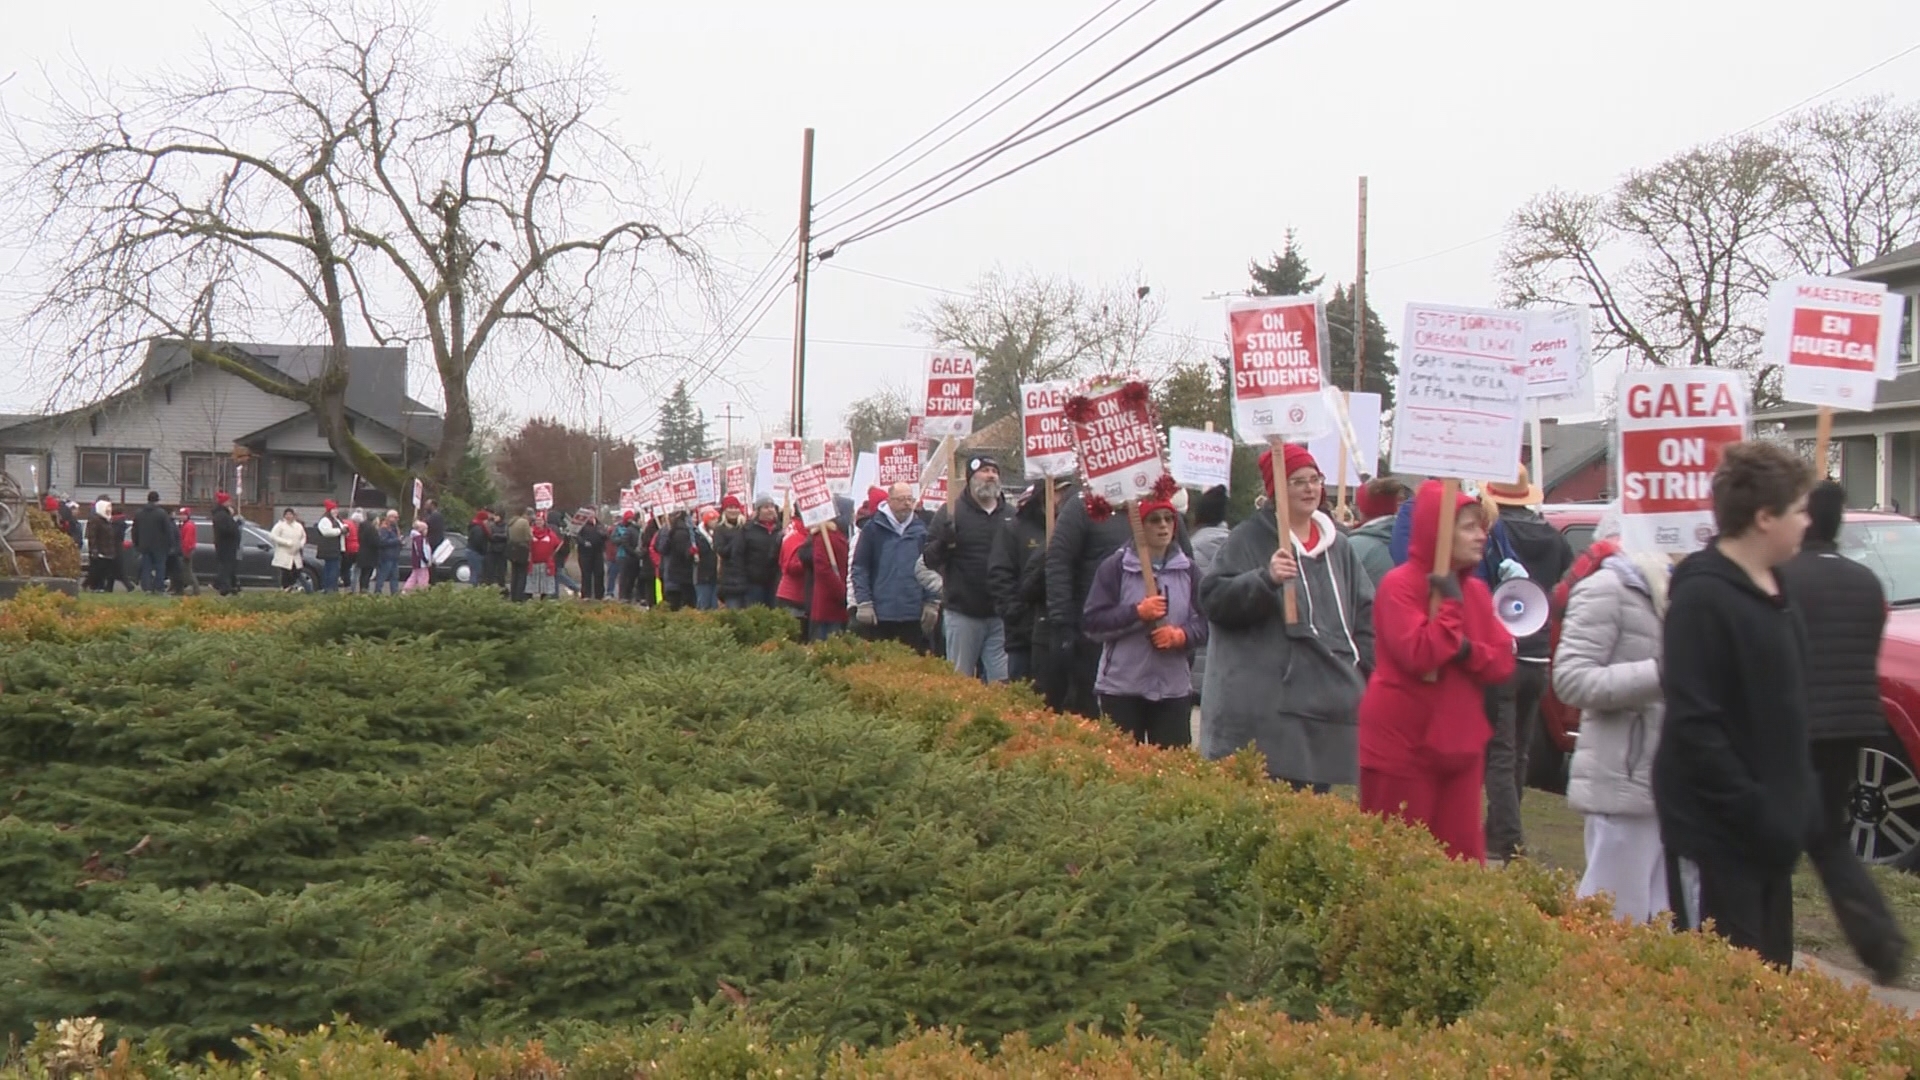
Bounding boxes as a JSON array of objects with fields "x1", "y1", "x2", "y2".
[
  {"x1": 825, "y1": 0, "x2": 1359, "y2": 252},
  {"x1": 1736, "y1": 40, "x2": 1920, "y2": 135},
  {"x1": 812, "y1": 0, "x2": 1146, "y2": 220}
]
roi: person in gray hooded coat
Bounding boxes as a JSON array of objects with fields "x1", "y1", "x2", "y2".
[{"x1": 1200, "y1": 444, "x2": 1374, "y2": 790}]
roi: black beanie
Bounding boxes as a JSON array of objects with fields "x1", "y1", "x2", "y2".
[{"x1": 1194, "y1": 484, "x2": 1229, "y2": 527}]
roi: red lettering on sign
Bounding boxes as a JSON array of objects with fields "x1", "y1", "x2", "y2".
[
  {"x1": 1788, "y1": 306, "x2": 1878, "y2": 373},
  {"x1": 1624, "y1": 381, "x2": 1741, "y2": 420}
]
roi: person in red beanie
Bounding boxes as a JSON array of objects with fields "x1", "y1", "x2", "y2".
[
  {"x1": 1347, "y1": 477, "x2": 1410, "y2": 587},
  {"x1": 210, "y1": 491, "x2": 243, "y2": 595},
  {"x1": 1358, "y1": 479, "x2": 1515, "y2": 862},
  {"x1": 1080, "y1": 494, "x2": 1207, "y2": 745}
]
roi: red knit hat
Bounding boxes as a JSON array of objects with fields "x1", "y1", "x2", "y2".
[
  {"x1": 1258, "y1": 444, "x2": 1321, "y2": 497},
  {"x1": 215, "y1": 492, "x2": 231, "y2": 506},
  {"x1": 323, "y1": 499, "x2": 338, "y2": 511},
  {"x1": 1355, "y1": 480, "x2": 1406, "y2": 523},
  {"x1": 721, "y1": 494, "x2": 744, "y2": 512},
  {"x1": 1136, "y1": 497, "x2": 1178, "y2": 521},
  {"x1": 863, "y1": 485, "x2": 887, "y2": 515}
]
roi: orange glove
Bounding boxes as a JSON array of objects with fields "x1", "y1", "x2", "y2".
[
  {"x1": 1135, "y1": 594, "x2": 1168, "y2": 622},
  {"x1": 1150, "y1": 626, "x2": 1186, "y2": 651}
]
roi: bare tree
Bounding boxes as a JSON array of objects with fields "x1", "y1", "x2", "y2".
[
  {"x1": 1774, "y1": 95, "x2": 1920, "y2": 274},
  {"x1": 844, "y1": 386, "x2": 913, "y2": 452},
  {"x1": 5, "y1": 0, "x2": 712, "y2": 501}
]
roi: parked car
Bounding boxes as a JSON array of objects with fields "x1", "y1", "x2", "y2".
[
  {"x1": 93, "y1": 517, "x2": 324, "y2": 593},
  {"x1": 429, "y1": 533, "x2": 471, "y2": 585},
  {"x1": 1529, "y1": 503, "x2": 1920, "y2": 869}
]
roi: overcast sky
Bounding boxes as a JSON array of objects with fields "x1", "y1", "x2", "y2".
[{"x1": 2, "y1": 0, "x2": 1916, "y2": 446}]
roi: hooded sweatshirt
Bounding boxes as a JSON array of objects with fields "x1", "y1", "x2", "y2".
[
  {"x1": 1359, "y1": 481, "x2": 1516, "y2": 775},
  {"x1": 1082, "y1": 545, "x2": 1208, "y2": 702},
  {"x1": 1653, "y1": 542, "x2": 1818, "y2": 874},
  {"x1": 1199, "y1": 509, "x2": 1375, "y2": 785}
]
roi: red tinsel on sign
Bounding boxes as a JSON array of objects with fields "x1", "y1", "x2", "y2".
[
  {"x1": 1150, "y1": 473, "x2": 1180, "y2": 501},
  {"x1": 1063, "y1": 395, "x2": 1096, "y2": 423},
  {"x1": 1084, "y1": 494, "x2": 1114, "y2": 522},
  {"x1": 1117, "y1": 380, "x2": 1151, "y2": 410}
]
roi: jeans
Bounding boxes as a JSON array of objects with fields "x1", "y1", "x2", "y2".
[
  {"x1": 1007, "y1": 646, "x2": 1032, "y2": 684},
  {"x1": 376, "y1": 555, "x2": 400, "y2": 595},
  {"x1": 321, "y1": 557, "x2": 340, "y2": 594},
  {"x1": 1100, "y1": 694, "x2": 1191, "y2": 747},
  {"x1": 138, "y1": 550, "x2": 166, "y2": 593},
  {"x1": 943, "y1": 611, "x2": 1008, "y2": 683},
  {"x1": 726, "y1": 584, "x2": 773, "y2": 609},
  {"x1": 695, "y1": 583, "x2": 718, "y2": 610},
  {"x1": 808, "y1": 620, "x2": 846, "y2": 642},
  {"x1": 466, "y1": 548, "x2": 485, "y2": 587},
  {"x1": 1484, "y1": 660, "x2": 1548, "y2": 861}
]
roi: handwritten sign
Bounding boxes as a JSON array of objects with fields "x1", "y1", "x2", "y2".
[
  {"x1": 692, "y1": 460, "x2": 719, "y2": 506},
  {"x1": 1069, "y1": 382, "x2": 1165, "y2": 503},
  {"x1": 923, "y1": 352, "x2": 978, "y2": 438},
  {"x1": 790, "y1": 462, "x2": 836, "y2": 529},
  {"x1": 1020, "y1": 380, "x2": 1078, "y2": 480},
  {"x1": 633, "y1": 451, "x2": 664, "y2": 486},
  {"x1": 875, "y1": 440, "x2": 921, "y2": 488},
  {"x1": 822, "y1": 439, "x2": 855, "y2": 495},
  {"x1": 1768, "y1": 276, "x2": 1905, "y2": 411},
  {"x1": 1227, "y1": 295, "x2": 1331, "y2": 442},
  {"x1": 1168, "y1": 427, "x2": 1234, "y2": 491},
  {"x1": 1391, "y1": 303, "x2": 1528, "y2": 482},
  {"x1": 1523, "y1": 305, "x2": 1590, "y2": 399},
  {"x1": 1617, "y1": 367, "x2": 1749, "y2": 555},
  {"x1": 1306, "y1": 390, "x2": 1382, "y2": 484},
  {"x1": 532, "y1": 482, "x2": 554, "y2": 510}
]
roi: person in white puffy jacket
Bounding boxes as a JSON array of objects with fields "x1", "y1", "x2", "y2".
[{"x1": 1552, "y1": 511, "x2": 1672, "y2": 924}]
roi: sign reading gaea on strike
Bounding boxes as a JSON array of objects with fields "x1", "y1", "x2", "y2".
[
  {"x1": 1019, "y1": 380, "x2": 1077, "y2": 480},
  {"x1": 1226, "y1": 295, "x2": 1331, "y2": 442},
  {"x1": 922, "y1": 352, "x2": 978, "y2": 438},
  {"x1": 1616, "y1": 367, "x2": 1749, "y2": 555}
]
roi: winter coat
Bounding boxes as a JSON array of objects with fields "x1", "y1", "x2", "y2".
[
  {"x1": 1556, "y1": 553, "x2": 1670, "y2": 818},
  {"x1": 507, "y1": 516, "x2": 533, "y2": 564},
  {"x1": 177, "y1": 519, "x2": 197, "y2": 555},
  {"x1": 1083, "y1": 546, "x2": 1208, "y2": 702},
  {"x1": 315, "y1": 514, "x2": 345, "y2": 559},
  {"x1": 343, "y1": 518, "x2": 362, "y2": 557},
  {"x1": 85, "y1": 514, "x2": 115, "y2": 562},
  {"x1": 1346, "y1": 516, "x2": 1396, "y2": 587},
  {"x1": 468, "y1": 518, "x2": 491, "y2": 554},
  {"x1": 357, "y1": 519, "x2": 383, "y2": 568},
  {"x1": 410, "y1": 531, "x2": 430, "y2": 570},
  {"x1": 737, "y1": 520, "x2": 784, "y2": 593},
  {"x1": 712, "y1": 521, "x2": 750, "y2": 597},
  {"x1": 529, "y1": 525, "x2": 559, "y2": 571},
  {"x1": 576, "y1": 521, "x2": 607, "y2": 563},
  {"x1": 1045, "y1": 495, "x2": 1192, "y2": 635},
  {"x1": 269, "y1": 519, "x2": 307, "y2": 570},
  {"x1": 487, "y1": 521, "x2": 510, "y2": 558},
  {"x1": 1200, "y1": 511, "x2": 1376, "y2": 785},
  {"x1": 851, "y1": 506, "x2": 935, "y2": 622},
  {"x1": 988, "y1": 504, "x2": 1047, "y2": 652},
  {"x1": 693, "y1": 527, "x2": 718, "y2": 585},
  {"x1": 1493, "y1": 507, "x2": 1574, "y2": 660},
  {"x1": 1359, "y1": 481, "x2": 1517, "y2": 776},
  {"x1": 133, "y1": 504, "x2": 173, "y2": 556},
  {"x1": 1655, "y1": 543, "x2": 1819, "y2": 875},
  {"x1": 801, "y1": 525, "x2": 851, "y2": 625},
  {"x1": 377, "y1": 522, "x2": 403, "y2": 560},
  {"x1": 423, "y1": 509, "x2": 446, "y2": 551},
  {"x1": 656, "y1": 520, "x2": 695, "y2": 588},
  {"x1": 210, "y1": 506, "x2": 242, "y2": 557},
  {"x1": 1779, "y1": 539, "x2": 1890, "y2": 742},
  {"x1": 777, "y1": 524, "x2": 811, "y2": 607},
  {"x1": 923, "y1": 490, "x2": 1014, "y2": 619},
  {"x1": 1186, "y1": 523, "x2": 1232, "y2": 692}
]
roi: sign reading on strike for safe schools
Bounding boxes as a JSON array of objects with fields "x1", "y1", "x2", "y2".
[
  {"x1": 1168, "y1": 426, "x2": 1234, "y2": 491},
  {"x1": 1390, "y1": 303, "x2": 1528, "y2": 483},
  {"x1": 1020, "y1": 380, "x2": 1077, "y2": 480},
  {"x1": 789, "y1": 462, "x2": 836, "y2": 529},
  {"x1": 1767, "y1": 276, "x2": 1906, "y2": 411},
  {"x1": 822, "y1": 439, "x2": 855, "y2": 495},
  {"x1": 769, "y1": 439, "x2": 806, "y2": 491},
  {"x1": 1616, "y1": 367, "x2": 1749, "y2": 555},
  {"x1": 532, "y1": 482, "x2": 554, "y2": 510},
  {"x1": 633, "y1": 451, "x2": 664, "y2": 485},
  {"x1": 923, "y1": 352, "x2": 978, "y2": 438},
  {"x1": 875, "y1": 440, "x2": 921, "y2": 488},
  {"x1": 1070, "y1": 383, "x2": 1165, "y2": 503},
  {"x1": 1227, "y1": 295, "x2": 1332, "y2": 442}
]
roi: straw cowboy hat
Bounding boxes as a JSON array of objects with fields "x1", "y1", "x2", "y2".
[{"x1": 1483, "y1": 464, "x2": 1543, "y2": 508}]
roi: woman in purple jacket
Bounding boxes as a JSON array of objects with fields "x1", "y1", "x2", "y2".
[{"x1": 1081, "y1": 493, "x2": 1208, "y2": 748}]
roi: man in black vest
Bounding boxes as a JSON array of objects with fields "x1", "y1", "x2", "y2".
[{"x1": 923, "y1": 454, "x2": 1013, "y2": 681}]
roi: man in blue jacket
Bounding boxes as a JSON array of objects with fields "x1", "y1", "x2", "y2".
[{"x1": 852, "y1": 482, "x2": 938, "y2": 652}]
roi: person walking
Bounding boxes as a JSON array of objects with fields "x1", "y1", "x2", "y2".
[
  {"x1": 852, "y1": 482, "x2": 937, "y2": 650},
  {"x1": 270, "y1": 508, "x2": 308, "y2": 591},
  {"x1": 132, "y1": 491, "x2": 172, "y2": 593},
  {"x1": 989, "y1": 483, "x2": 1053, "y2": 685},
  {"x1": 1185, "y1": 484, "x2": 1232, "y2": 706},
  {"x1": 355, "y1": 511, "x2": 382, "y2": 593},
  {"x1": 1358, "y1": 479, "x2": 1516, "y2": 863},
  {"x1": 465, "y1": 510, "x2": 490, "y2": 589},
  {"x1": 1346, "y1": 478, "x2": 1408, "y2": 587},
  {"x1": 505, "y1": 508, "x2": 533, "y2": 601},
  {"x1": 613, "y1": 510, "x2": 642, "y2": 601},
  {"x1": 210, "y1": 493, "x2": 242, "y2": 595},
  {"x1": 526, "y1": 512, "x2": 559, "y2": 600},
  {"x1": 657, "y1": 510, "x2": 696, "y2": 610},
  {"x1": 923, "y1": 454, "x2": 1014, "y2": 682},
  {"x1": 693, "y1": 508, "x2": 720, "y2": 610},
  {"x1": 733, "y1": 497, "x2": 784, "y2": 609},
  {"x1": 713, "y1": 496, "x2": 748, "y2": 606},
  {"x1": 422, "y1": 499, "x2": 446, "y2": 554},
  {"x1": 375, "y1": 510, "x2": 403, "y2": 595},
  {"x1": 342, "y1": 510, "x2": 363, "y2": 592},
  {"x1": 1553, "y1": 509, "x2": 1672, "y2": 924},
  {"x1": 484, "y1": 511, "x2": 510, "y2": 588},
  {"x1": 402, "y1": 519, "x2": 433, "y2": 593},
  {"x1": 1080, "y1": 493, "x2": 1208, "y2": 746},
  {"x1": 777, "y1": 515, "x2": 812, "y2": 629},
  {"x1": 576, "y1": 511, "x2": 607, "y2": 600},
  {"x1": 800, "y1": 521, "x2": 851, "y2": 641},
  {"x1": 169, "y1": 508, "x2": 202, "y2": 597},
  {"x1": 314, "y1": 500, "x2": 345, "y2": 594}
]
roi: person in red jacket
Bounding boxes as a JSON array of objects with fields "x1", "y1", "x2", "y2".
[
  {"x1": 777, "y1": 516, "x2": 812, "y2": 629},
  {"x1": 527, "y1": 511, "x2": 561, "y2": 600},
  {"x1": 1358, "y1": 479, "x2": 1516, "y2": 864},
  {"x1": 802, "y1": 522, "x2": 852, "y2": 642}
]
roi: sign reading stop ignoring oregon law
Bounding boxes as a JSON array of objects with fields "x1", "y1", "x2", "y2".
[
  {"x1": 1226, "y1": 295, "x2": 1332, "y2": 442},
  {"x1": 1617, "y1": 367, "x2": 1749, "y2": 555}
]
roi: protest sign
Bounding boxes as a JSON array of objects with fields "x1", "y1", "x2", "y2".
[
  {"x1": 789, "y1": 463, "x2": 836, "y2": 529},
  {"x1": 1768, "y1": 276, "x2": 1905, "y2": 411},
  {"x1": 532, "y1": 482, "x2": 554, "y2": 511},
  {"x1": 906, "y1": 412, "x2": 926, "y2": 449},
  {"x1": 875, "y1": 440, "x2": 921, "y2": 488},
  {"x1": 850, "y1": 451, "x2": 878, "y2": 500},
  {"x1": 619, "y1": 488, "x2": 638, "y2": 514},
  {"x1": 1066, "y1": 380, "x2": 1165, "y2": 504},
  {"x1": 1390, "y1": 304, "x2": 1529, "y2": 483},
  {"x1": 667, "y1": 466, "x2": 698, "y2": 511},
  {"x1": 1307, "y1": 390, "x2": 1382, "y2": 487},
  {"x1": 769, "y1": 438, "x2": 806, "y2": 492},
  {"x1": 1168, "y1": 426, "x2": 1234, "y2": 491},
  {"x1": 1522, "y1": 305, "x2": 1590, "y2": 399},
  {"x1": 921, "y1": 474, "x2": 948, "y2": 511},
  {"x1": 411, "y1": 478, "x2": 424, "y2": 511},
  {"x1": 822, "y1": 438, "x2": 855, "y2": 494},
  {"x1": 1227, "y1": 295, "x2": 1332, "y2": 442},
  {"x1": 1020, "y1": 380, "x2": 1078, "y2": 480},
  {"x1": 753, "y1": 448, "x2": 774, "y2": 500},
  {"x1": 1617, "y1": 367, "x2": 1748, "y2": 555},
  {"x1": 725, "y1": 461, "x2": 747, "y2": 500},
  {"x1": 692, "y1": 460, "x2": 719, "y2": 506},
  {"x1": 923, "y1": 352, "x2": 977, "y2": 438},
  {"x1": 633, "y1": 451, "x2": 664, "y2": 486}
]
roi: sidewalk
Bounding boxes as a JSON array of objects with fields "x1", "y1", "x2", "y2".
[{"x1": 1796, "y1": 952, "x2": 1920, "y2": 1015}]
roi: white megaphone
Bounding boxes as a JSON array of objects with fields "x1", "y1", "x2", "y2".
[{"x1": 1491, "y1": 578, "x2": 1550, "y2": 638}]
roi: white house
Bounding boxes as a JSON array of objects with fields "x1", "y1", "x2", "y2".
[{"x1": 0, "y1": 340, "x2": 442, "y2": 514}]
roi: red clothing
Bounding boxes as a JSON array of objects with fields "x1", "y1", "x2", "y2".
[
  {"x1": 807, "y1": 526, "x2": 851, "y2": 625},
  {"x1": 177, "y1": 519, "x2": 197, "y2": 551},
  {"x1": 777, "y1": 523, "x2": 811, "y2": 606},
  {"x1": 529, "y1": 525, "x2": 560, "y2": 571},
  {"x1": 343, "y1": 520, "x2": 360, "y2": 555}
]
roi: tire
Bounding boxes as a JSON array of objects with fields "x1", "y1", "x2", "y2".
[
  {"x1": 1524, "y1": 708, "x2": 1568, "y2": 795},
  {"x1": 1842, "y1": 737, "x2": 1920, "y2": 867}
]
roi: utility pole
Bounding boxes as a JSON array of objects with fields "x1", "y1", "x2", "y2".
[
  {"x1": 1354, "y1": 175, "x2": 1369, "y2": 392},
  {"x1": 591, "y1": 450, "x2": 602, "y2": 507},
  {"x1": 718, "y1": 401, "x2": 744, "y2": 462},
  {"x1": 789, "y1": 127, "x2": 816, "y2": 440}
]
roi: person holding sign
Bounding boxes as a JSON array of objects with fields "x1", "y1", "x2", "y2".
[
  {"x1": 922, "y1": 455, "x2": 1014, "y2": 683},
  {"x1": 1199, "y1": 445, "x2": 1374, "y2": 792},
  {"x1": 1358, "y1": 480, "x2": 1516, "y2": 863},
  {"x1": 1080, "y1": 493, "x2": 1208, "y2": 747}
]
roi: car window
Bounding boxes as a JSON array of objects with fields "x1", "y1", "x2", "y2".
[
  {"x1": 1561, "y1": 525, "x2": 1596, "y2": 559},
  {"x1": 1838, "y1": 519, "x2": 1920, "y2": 605}
]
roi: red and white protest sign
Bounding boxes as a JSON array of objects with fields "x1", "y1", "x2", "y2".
[
  {"x1": 532, "y1": 482, "x2": 554, "y2": 510},
  {"x1": 769, "y1": 438, "x2": 806, "y2": 491},
  {"x1": 1227, "y1": 296, "x2": 1331, "y2": 441},
  {"x1": 875, "y1": 440, "x2": 921, "y2": 488},
  {"x1": 920, "y1": 474, "x2": 948, "y2": 511},
  {"x1": 923, "y1": 352, "x2": 977, "y2": 438},
  {"x1": 619, "y1": 488, "x2": 638, "y2": 513},
  {"x1": 1768, "y1": 276, "x2": 1905, "y2": 411},
  {"x1": 789, "y1": 462, "x2": 836, "y2": 529},
  {"x1": 1020, "y1": 380, "x2": 1077, "y2": 480},
  {"x1": 1617, "y1": 367, "x2": 1749, "y2": 555},
  {"x1": 822, "y1": 438, "x2": 855, "y2": 495},
  {"x1": 633, "y1": 451, "x2": 664, "y2": 486},
  {"x1": 725, "y1": 461, "x2": 747, "y2": 500},
  {"x1": 1067, "y1": 380, "x2": 1165, "y2": 503},
  {"x1": 906, "y1": 412, "x2": 927, "y2": 449},
  {"x1": 667, "y1": 466, "x2": 699, "y2": 511}
]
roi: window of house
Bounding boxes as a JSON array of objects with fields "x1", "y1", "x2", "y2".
[
  {"x1": 181, "y1": 454, "x2": 224, "y2": 503},
  {"x1": 1903, "y1": 297, "x2": 1916, "y2": 367},
  {"x1": 78, "y1": 448, "x2": 147, "y2": 489},
  {"x1": 280, "y1": 456, "x2": 335, "y2": 493}
]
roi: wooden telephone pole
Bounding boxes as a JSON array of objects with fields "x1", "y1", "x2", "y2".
[
  {"x1": 789, "y1": 128, "x2": 816, "y2": 440},
  {"x1": 1354, "y1": 175, "x2": 1369, "y2": 392}
]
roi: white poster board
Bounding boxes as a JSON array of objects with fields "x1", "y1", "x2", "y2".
[
  {"x1": 1307, "y1": 390, "x2": 1382, "y2": 485},
  {"x1": 790, "y1": 463, "x2": 837, "y2": 529},
  {"x1": 1390, "y1": 303, "x2": 1528, "y2": 483},
  {"x1": 1226, "y1": 295, "x2": 1332, "y2": 442},
  {"x1": 849, "y1": 451, "x2": 879, "y2": 501},
  {"x1": 1617, "y1": 367, "x2": 1749, "y2": 555},
  {"x1": 1167, "y1": 426, "x2": 1234, "y2": 491},
  {"x1": 1767, "y1": 276, "x2": 1904, "y2": 411},
  {"x1": 692, "y1": 459, "x2": 719, "y2": 506},
  {"x1": 1019, "y1": 380, "x2": 1078, "y2": 480},
  {"x1": 753, "y1": 448, "x2": 776, "y2": 502}
]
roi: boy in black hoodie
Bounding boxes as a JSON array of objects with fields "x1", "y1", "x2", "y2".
[{"x1": 1655, "y1": 440, "x2": 1815, "y2": 968}]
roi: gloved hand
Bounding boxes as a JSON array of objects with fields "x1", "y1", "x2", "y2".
[
  {"x1": 1149, "y1": 625, "x2": 1187, "y2": 651},
  {"x1": 921, "y1": 602, "x2": 942, "y2": 639},
  {"x1": 1427, "y1": 573, "x2": 1462, "y2": 602},
  {"x1": 1498, "y1": 558, "x2": 1529, "y2": 582},
  {"x1": 1135, "y1": 594, "x2": 1168, "y2": 622},
  {"x1": 855, "y1": 602, "x2": 876, "y2": 627}
]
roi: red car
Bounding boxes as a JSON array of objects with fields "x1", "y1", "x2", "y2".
[{"x1": 1529, "y1": 504, "x2": 1920, "y2": 867}]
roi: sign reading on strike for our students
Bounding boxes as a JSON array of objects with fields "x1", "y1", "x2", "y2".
[
  {"x1": 789, "y1": 463, "x2": 836, "y2": 529},
  {"x1": 1390, "y1": 303, "x2": 1529, "y2": 483},
  {"x1": 922, "y1": 352, "x2": 978, "y2": 438},
  {"x1": 1168, "y1": 426, "x2": 1234, "y2": 491},
  {"x1": 633, "y1": 451, "x2": 664, "y2": 486},
  {"x1": 1767, "y1": 276, "x2": 1906, "y2": 411},
  {"x1": 875, "y1": 440, "x2": 921, "y2": 488},
  {"x1": 1616, "y1": 367, "x2": 1749, "y2": 555},
  {"x1": 1070, "y1": 383, "x2": 1165, "y2": 503},
  {"x1": 1020, "y1": 380, "x2": 1077, "y2": 480},
  {"x1": 769, "y1": 438, "x2": 806, "y2": 490},
  {"x1": 822, "y1": 439, "x2": 855, "y2": 495},
  {"x1": 1227, "y1": 295, "x2": 1332, "y2": 442},
  {"x1": 725, "y1": 461, "x2": 747, "y2": 499},
  {"x1": 532, "y1": 482, "x2": 554, "y2": 510}
]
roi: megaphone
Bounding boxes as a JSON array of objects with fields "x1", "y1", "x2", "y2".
[{"x1": 1492, "y1": 578, "x2": 1550, "y2": 638}]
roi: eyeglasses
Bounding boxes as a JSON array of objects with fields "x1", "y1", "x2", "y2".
[
  {"x1": 1143, "y1": 513, "x2": 1176, "y2": 527},
  {"x1": 1288, "y1": 475, "x2": 1324, "y2": 491}
]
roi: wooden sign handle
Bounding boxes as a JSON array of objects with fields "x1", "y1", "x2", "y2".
[
  {"x1": 813, "y1": 524, "x2": 839, "y2": 577},
  {"x1": 1814, "y1": 406, "x2": 1834, "y2": 479},
  {"x1": 1044, "y1": 477, "x2": 1056, "y2": 547},
  {"x1": 1266, "y1": 436, "x2": 1299, "y2": 624},
  {"x1": 1423, "y1": 478, "x2": 1461, "y2": 683},
  {"x1": 1125, "y1": 498, "x2": 1160, "y2": 600}
]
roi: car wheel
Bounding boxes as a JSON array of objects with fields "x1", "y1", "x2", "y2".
[
  {"x1": 296, "y1": 569, "x2": 319, "y2": 594},
  {"x1": 1846, "y1": 740, "x2": 1920, "y2": 865},
  {"x1": 455, "y1": 563, "x2": 471, "y2": 584}
]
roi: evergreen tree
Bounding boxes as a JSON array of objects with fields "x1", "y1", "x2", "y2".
[
  {"x1": 1248, "y1": 230, "x2": 1324, "y2": 297},
  {"x1": 1326, "y1": 283, "x2": 1398, "y2": 409},
  {"x1": 652, "y1": 381, "x2": 711, "y2": 467}
]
